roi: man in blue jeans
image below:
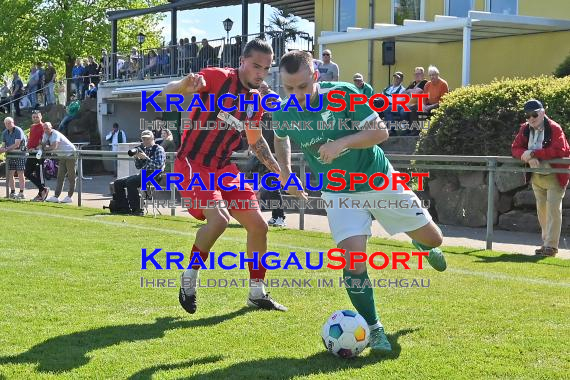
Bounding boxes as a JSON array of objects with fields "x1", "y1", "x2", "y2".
[
  {"x1": 58, "y1": 97, "x2": 80, "y2": 135},
  {"x1": 72, "y1": 59, "x2": 85, "y2": 100}
]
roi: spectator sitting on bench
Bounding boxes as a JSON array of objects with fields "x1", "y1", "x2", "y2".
[
  {"x1": 400, "y1": 67, "x2": 428, "y2": 121},
  {"x1": 352, "y1": 73, "x2": 374, "y2": 97},
  {"x1": 381, "y1": 71, "x2": 406, "y2": 125},
  {"x1": 422, "y1": 65, "x2": 448, "y2": 115},
  {"x1": 113, "y1": 130, "x2": 165, "y2": 216}
]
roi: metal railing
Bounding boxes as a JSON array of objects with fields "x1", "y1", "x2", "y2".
[
  {"x1": 1, "y1": 74, "x2": 100, "y2": 118},
  {"x1": 3, "y1": 150, "x2": 569, "y2": 250},
  {"x1": 101, "y1": 31, "x2": 314, "y2": 82},
  {"x1": 387, "y1": 154, "x2": 570, "y2": 250}
]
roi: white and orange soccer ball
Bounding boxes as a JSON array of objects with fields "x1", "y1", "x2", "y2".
[{"x1": 321, "y1": 310, "x2": 369, "y2": 358}]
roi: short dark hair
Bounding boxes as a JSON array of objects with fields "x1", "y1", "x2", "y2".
[
  {"x1": 113, "y1": 122, "x2": 119, "y2": 128},
  {"x1": 279, "y1": 50, "x2": 313, "y2": 74},
  {"x1": 242, "y1": 38, "x2": 273, "y2": 59}
]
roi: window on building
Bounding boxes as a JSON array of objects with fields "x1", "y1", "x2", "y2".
[
  {"x1": 488, "y1": 0, "x2": 518, "y2": 15},
  {"x1": 447, "y1": 0, "x2": 473, "y2": 17},
  {"x1": 393, "y1": 0, "x2": 422, "y2": 25},
  {"x1": 337, "y1": 0, "x2": 356, "y2": 32}
]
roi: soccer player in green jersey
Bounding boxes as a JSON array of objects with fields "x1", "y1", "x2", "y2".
[{"x1": 272, "y1": 50, "x2": 447, "y2": 354}]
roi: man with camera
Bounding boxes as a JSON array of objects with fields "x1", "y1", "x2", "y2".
[{"x1": 113, "y1": 130, "x2": 165, "y2": 216}]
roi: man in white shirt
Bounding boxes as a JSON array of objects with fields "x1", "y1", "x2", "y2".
[
  {"x1": 0, "y1": 81, "x2": 10, "y2": 113},
  {"x1": 106, "y1": 123, "x2": 127, "y2": 151},
  {"x1": 316, "y1": 49, "x2": 339, "y2": 82},
  {"x1": 381, "y1": 71, "x2": 406, "y2": 123},
  {"x1": 382, "y1": 71, "x2": 405, "y2": 103},
  {"x1": 41, "y1": 122, "x2": 77, "y2": 203},
  {"x1": 106, "y1": 122, "x2": 127, "y2": 176}
]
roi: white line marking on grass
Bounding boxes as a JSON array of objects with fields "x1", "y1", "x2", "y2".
[
  {"x1": 2, "y1": 207, "x2": 569, "y2": 288},
  {"x1": 0, "y1": 207, "x2": 325, "y2": 253},
  {"x1": 447, "y1": 268, "x2": 570, "y2": 288}
]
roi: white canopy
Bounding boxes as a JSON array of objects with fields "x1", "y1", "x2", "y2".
[{"x1": 318, "y1": 11, "x2": 570, "y2": 86}]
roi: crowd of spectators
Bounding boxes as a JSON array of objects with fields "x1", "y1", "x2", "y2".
[{"x1": 109, "y1": 36, "x2": 228, "y2": 81}]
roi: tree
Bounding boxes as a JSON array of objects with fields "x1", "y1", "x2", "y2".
[
  {"x1": 394, "y1": 0, "x2": 421, "y2": 25},
  {"x1": 265, "y1": 8, "x2": 300, "y2": 59},
  {"x1": 0, "y1": 0, "x2": 164, "y2": 92},
  {"x1": 554, "y1": 52, "x2": 570, "y2": 78}
]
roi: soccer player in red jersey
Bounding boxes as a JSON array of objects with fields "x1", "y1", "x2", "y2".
[{"x1": 163, "y1": 39, "x2": 287, "y2": 313}]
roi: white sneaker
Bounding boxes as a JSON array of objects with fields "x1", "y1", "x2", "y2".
[
  {"x1": 60, "y1": 196, "x2": 73, "y2": 204},
  {"x1": 272, "y1": 217, "x2": 286, "y2": 227},
  {"x1": 46, "y1": 196, "x2": 60, "y2": 203},
  {"x1": 267, "y1": 217, "x2": 276, "y2": 226},
  {"x1": 17, "y1": 192, "x2": 25, "y2": 200}
]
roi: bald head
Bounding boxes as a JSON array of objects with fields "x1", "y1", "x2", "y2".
[{"x1": 4, "y1": 117, "x2": 15, "y2": 130}]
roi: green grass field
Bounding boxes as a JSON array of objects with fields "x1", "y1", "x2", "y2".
[{"x1": 0, "y1": 200, "x2": 568, "y2": 379}]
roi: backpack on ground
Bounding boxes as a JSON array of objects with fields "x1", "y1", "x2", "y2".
[
  {"x1": 105, "y1": 192, "x2": 131, "y2": 214},
  {"x1": 43, "y1": 159, "x2": 58, "y2": 179}
]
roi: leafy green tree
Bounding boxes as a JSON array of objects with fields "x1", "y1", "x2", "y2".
[
  {"x1": 265, "y1": 8, "x2": 300, "y2": 58},
  {"x1": 554, "y1": 52, "x2": 570, "y2": 78},
  {"x1": 0, "y1": 0, "x2": 164, "y2": 91}
]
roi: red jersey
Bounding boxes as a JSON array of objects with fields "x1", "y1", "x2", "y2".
[
  {"x1": 27, "y1": 123, "x2": 44, "y2": 149},
  {"x1": 177, "y1": 67, "x2": 263, "y2": 169}
]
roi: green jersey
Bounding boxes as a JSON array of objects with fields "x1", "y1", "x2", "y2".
[
  {"x1": 273, "y1": 82, "x2": 389, "y2": 193},
  {"x1": 356, "y1": 82, "x2": 374, "y2": 98},
  {"x1": 67, "y1": 100, "x2": 80, "y2": 117}
]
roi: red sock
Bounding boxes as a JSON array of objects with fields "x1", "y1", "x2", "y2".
[
  {"x1": 189, "y1": 244, "x2": 209, "y2": 270},
  {"x1": 248, "y1": 259, "x2": 267, "y2": 281}
]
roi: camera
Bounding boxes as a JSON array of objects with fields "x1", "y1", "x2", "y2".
[{"x1": 127, "y1": 146, "x2": 143, "y2": 157}]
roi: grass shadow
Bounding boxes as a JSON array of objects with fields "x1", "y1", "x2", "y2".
[
  {"x1": 446, "y1": 248, "x2": 567, "y2": 267},
  {"x1": 0, "y1": 308, "x2": 251, "y2": 374},
  {"x1": 471, "y1": 252, "x2": 567, "y2": 267},
  {"x1": 84, "y1": 211, "x2": 112, "y2": 217},
  {"x1": 128, "y1": 357, "x2": 224, "y2": 380},
  {"x1": 182, "y1": 328, "x2": 419, "y2": 380}
]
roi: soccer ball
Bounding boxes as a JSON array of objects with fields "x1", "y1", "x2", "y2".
[{"x1": 321, "y1": 310, "x2": 369, "y2": 358}]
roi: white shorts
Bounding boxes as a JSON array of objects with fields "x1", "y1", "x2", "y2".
[{"x1": 321, "y1": 184, "x2": 432, "y2": 245}]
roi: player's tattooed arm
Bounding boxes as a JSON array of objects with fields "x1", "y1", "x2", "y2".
[
  {"x1": 274, "y1": 135, "x2": 292, "y2": 178},
  {"x1": 274, "y1": 136, "x2": 308, "y2": 200},
  {"x1": 250, "y1": 136, "x2": 281, "y2": 175}
]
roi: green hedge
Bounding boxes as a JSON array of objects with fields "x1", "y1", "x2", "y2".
[{"x1": 417, "y1": 76, "x2": 570, "y2": 156}]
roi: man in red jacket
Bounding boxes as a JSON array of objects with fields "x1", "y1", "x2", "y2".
[
  {"x1": 512, "y1": 99, "x2": 570, "y2": 257},
  {"x1": 25, "y1": 111, "x2": 49, "y2": 201}
]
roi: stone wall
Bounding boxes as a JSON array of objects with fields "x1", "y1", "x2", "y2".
[
  {"x1": 427, "y1": 168, "x2": 570, "y2": 233},
  {"x1": 45, "y1": 99, "x2": 103, "y2": 174}
]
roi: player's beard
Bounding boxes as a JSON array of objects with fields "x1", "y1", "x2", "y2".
[
  {"x1": 247, "y1": 81, "x2": 260, "y2": 89},
  {"x1": 301, "y1": 90, "x2": 317, "y2": 110}
]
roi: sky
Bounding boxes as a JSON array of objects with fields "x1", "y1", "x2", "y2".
[{"x1": 158, "y1": 3, "x2": 314, "y2": 43}]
